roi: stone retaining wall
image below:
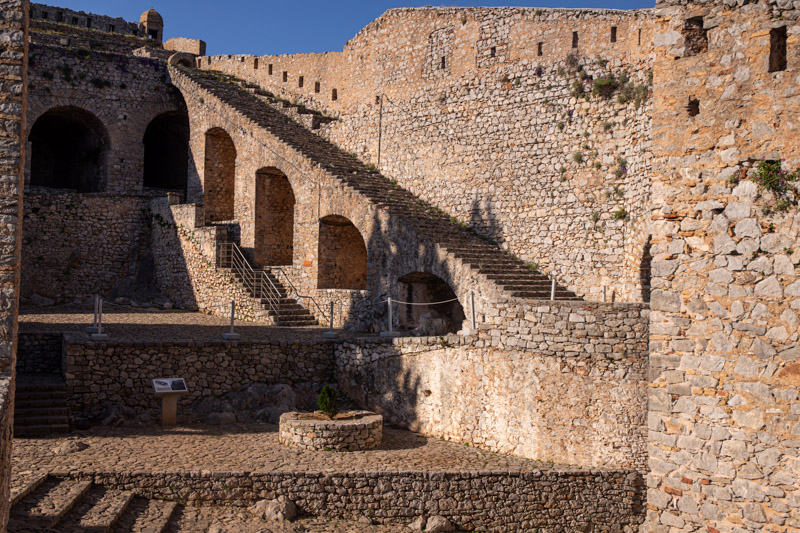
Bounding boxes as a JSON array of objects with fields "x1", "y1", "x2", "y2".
[
  {"x1": 16, "y1": 332, "x2": 61, "y2": 374},
  {"x1": 336, "y1": 308, "x2": 649, "y2": 472},
  {"x1": 63, "y1": 337, "x2": 335, "y2": 420},
  {"x1": 70, "y1": 468, "x2": 644, "y2": 531}
]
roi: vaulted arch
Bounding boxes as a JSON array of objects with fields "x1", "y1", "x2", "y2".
[
  {"x1": 317, "y1": 215, "x2": 367, "y2": 290},
  {"x1": 29, "y1": 106, "x2": 110, "y2": 192},
  {"x1": 204, "y1": 127, "x2": 236, "y2": 222},
  {"x1": 255, "y1": 167, "x2": 295, "y2": 266},
  {"x1": 397, "y1": 271, "x2": 465, "y2": 335},
  {"x1": 143, "y1": 110, "x2": 190, "y2": 193}
]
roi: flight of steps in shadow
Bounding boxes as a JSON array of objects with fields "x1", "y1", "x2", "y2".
[
  {"x1": 177, "y1": 66, "x2": 580, "y2": 302},
  {"x1": 217, "y1": 247, "x2": 319, "y2": 327},
  {"x1": 9, "y1": 475, "x2": 179, "y2": 533},
  {"x1": 14, "y1": 374, "x2": 69, "y2": 437}
]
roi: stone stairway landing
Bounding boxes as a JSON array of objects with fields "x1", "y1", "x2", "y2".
[
  {"x1": 14, "y1": 373, "x2": 69, "y2": 437},
  {"x1": 175, "y1": 66, "x2": 580, "y2": 303}
]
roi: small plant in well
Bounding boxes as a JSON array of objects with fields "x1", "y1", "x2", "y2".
[{"x1": 318, "y1": 385, "x2": 339, "y2": 420}]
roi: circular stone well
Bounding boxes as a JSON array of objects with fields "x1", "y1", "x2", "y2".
[{"x1": 279, "y1": 411, "x2": 383, "y2": 451}]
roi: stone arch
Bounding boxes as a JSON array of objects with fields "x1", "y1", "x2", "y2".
[
  {"x1": 396, "y1": 271, "x2": 465, "y2": 335},
  {"x1": 255, "y1": 167, "x2": 295, "y2": 266},
  {"x1": 28, "y1": 106, "x2": 110, "y2": 192},
  {"x1": 204, "y1": 127, "x2": 236, "y2": 222},
  {"x1": 143, "y1": 110, "x2": 190, "y2": 193},
  {"x1": 317, "y1": 215, "x2": 367, "y2": 290}
]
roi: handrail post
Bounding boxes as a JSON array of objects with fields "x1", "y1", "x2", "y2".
[{"x1": 470, "y1": 291, "x2": 476, "y2": 332}]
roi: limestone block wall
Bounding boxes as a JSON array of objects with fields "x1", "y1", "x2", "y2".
[
  {"x1": 30, "y1": 3, "x2": 140, "y2": 36},
  {"x1": 21, "y1": 191, "x2": 150, "y2": 304},
  {"x1": 646, "y1": 0, "x2": 800, "y2": 530},
  {"x1": 27, "y1": 43, "x2": 188, "y2": 194},
  {"x1": 16, "y1": 332, "x2": 60, "y2": 374},
  {"x1": 204, "y1": 7, "x2": 656, "y2": 303},
  {"x1": 149, "y1": 199, "x2": 274, "y2": 322},
  {"x1": 63, "y1": 337, "x2": 335, "y2": 420},
  {"x1": 0, "y1": 0, "x2": 27, "y2": 529},
  {"x1": 336, "y1": 302, "x2": 649, "y2": 472}
]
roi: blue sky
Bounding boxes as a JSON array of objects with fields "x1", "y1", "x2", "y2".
[{"x1": 51, "y1": 0, "x2": 654, "y2": 56}]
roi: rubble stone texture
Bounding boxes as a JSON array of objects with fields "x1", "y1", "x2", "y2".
[{"x1": 278, "y1": 411, "x2": 383, "y2": 451}]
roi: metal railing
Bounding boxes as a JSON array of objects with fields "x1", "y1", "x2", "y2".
[
  {"x1": 216, "y1": 242, "x2": 283, "y2": 318},
  {"x1": 216, "y1": 241, "x2": 328, "y2": 326},
  {"x1": 271, "y1": 267, "x2": 329, "y2": 325}
]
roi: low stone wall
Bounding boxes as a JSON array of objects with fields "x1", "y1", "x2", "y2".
[
  {"x1": 279, "y1": 411, "x2": 382, "y2": 451},
  {"x1": 477, "y1": 299, "x2": 649, "y2": 356},
  {"x1": 17, "y1": 332, "x2": 61, "y2": 374},
  {"x1": 63, "y1": 338, "x2": 335, "y2": 419},
  {"x1": 71, "y1": 468, "x2": 644, "y2": 531},
  {"x1": 336, "y1": 324, "x2": 648, "y2": 472}
]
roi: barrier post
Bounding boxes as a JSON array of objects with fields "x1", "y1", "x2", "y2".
[
  {"x1": 90, "y1": 298, "x2": 108, "y2": 340},
  {"x1": 323, "y1": 301, "x2": 338, "y2": 338},
  {"x1": 550, "y1": 279, "x2": 555, "y2": 301},
  {"x1": 223, "y1": 300, "x2": 241, "y2": 340}
]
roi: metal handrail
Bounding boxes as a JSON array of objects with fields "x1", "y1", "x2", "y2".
[
  {"x1": 216, "y1": 241, "x2": 329, "y2": 326},
  {"x1": 271, "y1": 267, "x2": 329, "y2": 325}
]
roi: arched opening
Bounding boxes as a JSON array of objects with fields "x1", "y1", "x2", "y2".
[
  {"x1": 317, "y1": 215, "x2": 366, "y2": 290},
  {"x1": 397, "y1": 272, "x2": 465, "y2": 336},
  {"x1": 143, "y1": 110, "x2": 189, "y2": 194},
  {"x1": 640, "y1": 236, "x2": 652, "y2": 303},
  {"x1": 255, "y1": 167, "x2": 295, "y2": 266},
  {"x1": 204, "y1": 127, "x2": 236, "y2": 222},
  {"x1": 176, "y1": 58, "x2": 193, "y2": 68},
  {"x1": 29, "y1": 106, "x2": 109, "y2": 192}
]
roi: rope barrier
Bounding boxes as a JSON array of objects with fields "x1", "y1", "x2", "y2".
[{"x1": 382, "y1": 297, "x2": 460, "y2": 306}]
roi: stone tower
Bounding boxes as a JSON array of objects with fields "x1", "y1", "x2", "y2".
[{"x1": 140, "y1": 8, "x2": 163, "y2": 44}]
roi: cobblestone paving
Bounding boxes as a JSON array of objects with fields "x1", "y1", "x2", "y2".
[
  {"x1": 19, "y1": 304, "x2": 366, "y2": 342},
  {"x1": 12, "y1": 424, "x2": 547, "y2": 479}
]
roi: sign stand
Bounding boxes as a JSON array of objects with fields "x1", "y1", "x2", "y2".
[{"x1": 153, "y1": 378, "x2": 188, "y2": 426}]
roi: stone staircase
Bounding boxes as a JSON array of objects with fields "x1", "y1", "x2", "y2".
[
  {"x1": 8, "y1": 475, "x2": 178, "y2": 532},
  {"x1": 176, "y1": 67, "x2": 580, "y2": 302},
  {"x1": 235, "y1": 79, "x2": 336, "y2": 130},
  {"x1": 217, "y1": 241, "x2": 320, "y2": 327},
  {"x1": 14, "y1": 374, "x2": 69, "y2": 437}
]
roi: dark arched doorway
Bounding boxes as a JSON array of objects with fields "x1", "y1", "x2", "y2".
[
  {"x1": 143, "y1": 111, "x2": 189, "y2": 194},
  {"x1": 29, "y1": 106, "x2": 109, "y2": 192},
  {"x1": 317, "y1": 215, "x2": 367, "y2": 290},
  {"x1": 204, "y1": 127, "x2": 236, "y2": 222},
  {"x1": 397, "y1": 272, "x2": 465, "y2": 335},
  {"x1": 640, "y1": 236, "x2": 652, "y2": 303},
  {"x1": 255, "y1": 167, "x2": 295, "y2": 266}
]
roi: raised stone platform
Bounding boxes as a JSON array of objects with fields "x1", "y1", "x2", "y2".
[
  {"x1": 279, "y1": 411, "x2": 383, "y2": 451},
  {"x1": 12, "y1": 423, "x2": 644, "y2": 531}
]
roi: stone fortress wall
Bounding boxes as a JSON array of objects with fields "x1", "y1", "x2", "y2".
[
  {"x1": 29, "y1": 3, "x2": 140, "y2": 37},
  {"x1": 0, "y1": 0, "x2": 27, "y2": 529},
  {"x1": 646, "y1": 0, "x2": 800, "y2": 530},
  {"x1": 205, "y1": 8, "x2": 656, "y2": 303}
]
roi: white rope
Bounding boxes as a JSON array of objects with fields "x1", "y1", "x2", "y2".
[{"x1": 383, "y1": 297, "x2": 460, "y2": 306}]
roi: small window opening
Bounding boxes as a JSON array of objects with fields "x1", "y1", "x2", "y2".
[
  {"x1": 240, "y1": 57, "x2": 245, "y2": 62},
  {"x1": 268, "y1": 64, "x2": 273, "y2": 75},
  {"x1": 109, "y1": 24, "x2": 115, "y2": 33},
  {"x1": 572, "y1": 31, "x2": 579, "y2": 49},
  {"x1": 638, "y1": 28, "x2": 642, "y2": 46},
  {"x1": 537, "y1": 42, "x2": 543, "y2": 56},
  {"x1": 769, "y1": 26, "x2": 787, "y2": 72},
  {"x1": 299, "y1": 76, "x2": 304, "y2": 88},
  {"x1": 490, "y1": 46, "x2": 496, "y2": 58},
  {"x1": 282, "y1": 71, "x2": 287, "y2": 82},
  {"x1": 375, "y1": 95, "x2": 381, "y2": 105},
  {"x1": 315, "y1": 81, "x2": 320, "y2": 93},
  {"x1": 56, "y1": 11, "x2": 63, "y2": 22},
  {"x1": 441, "y1": 56, "x2": 446, "y2": 69},
  {"x1": 332, "y1": 88, "x2": 338, "y2": 101},
  {"x1": 253, "y1": 58, "x2": 259, "y2": 69},
  {"x1": 687, "y1": 97, "x2": 700, "y2": 117},
  {"x1": 148, "y1": 29, "x2": 158, "y2": 40},
  {"x1": 72, "y1": 16, "x2": 78, "y2": 25},
  {"x1": 611, "y1": 26, "x2": 617, "y2": 43},
  {"x1": 682, "y1": 17, "x2": 708, "y2": 56},
  {"x1": 640, "y1": 236, "x2": 653, "y2": 303},
  {"x1": 41, "y1": 11, "x2": 48, "y2": 19},
  {"x1": 86, "y1": 18, "x2": 92, "y2": 28}
]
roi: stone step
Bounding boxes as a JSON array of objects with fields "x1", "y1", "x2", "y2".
[
  {"x1": 59, "y1": 486, "x2": 134, "y2": 532},
  {"x1": 15, "y1": 389, "x2": 67, "y2": 401},
  {"x1": 15, "y1": 406, "x2": 69, "y2": 417},
  {"x1": 8, "y1": 478, "x2": 92, "y2": 531},
  {"x1": 115, "y1": 496, "x2": 178, "y2": 533},
  {"x1": 14, "y1": 413, "x2": 69, "y2": 426},
  {"x1": 14, "y1": 424, "x2": 70, "y2": 437},
  {"x1": 15, "y1": 397, "x2": 69, "y2": 409},
  {"x1": 10, "y1": 472, "x2": 48, "y2": 507}
]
